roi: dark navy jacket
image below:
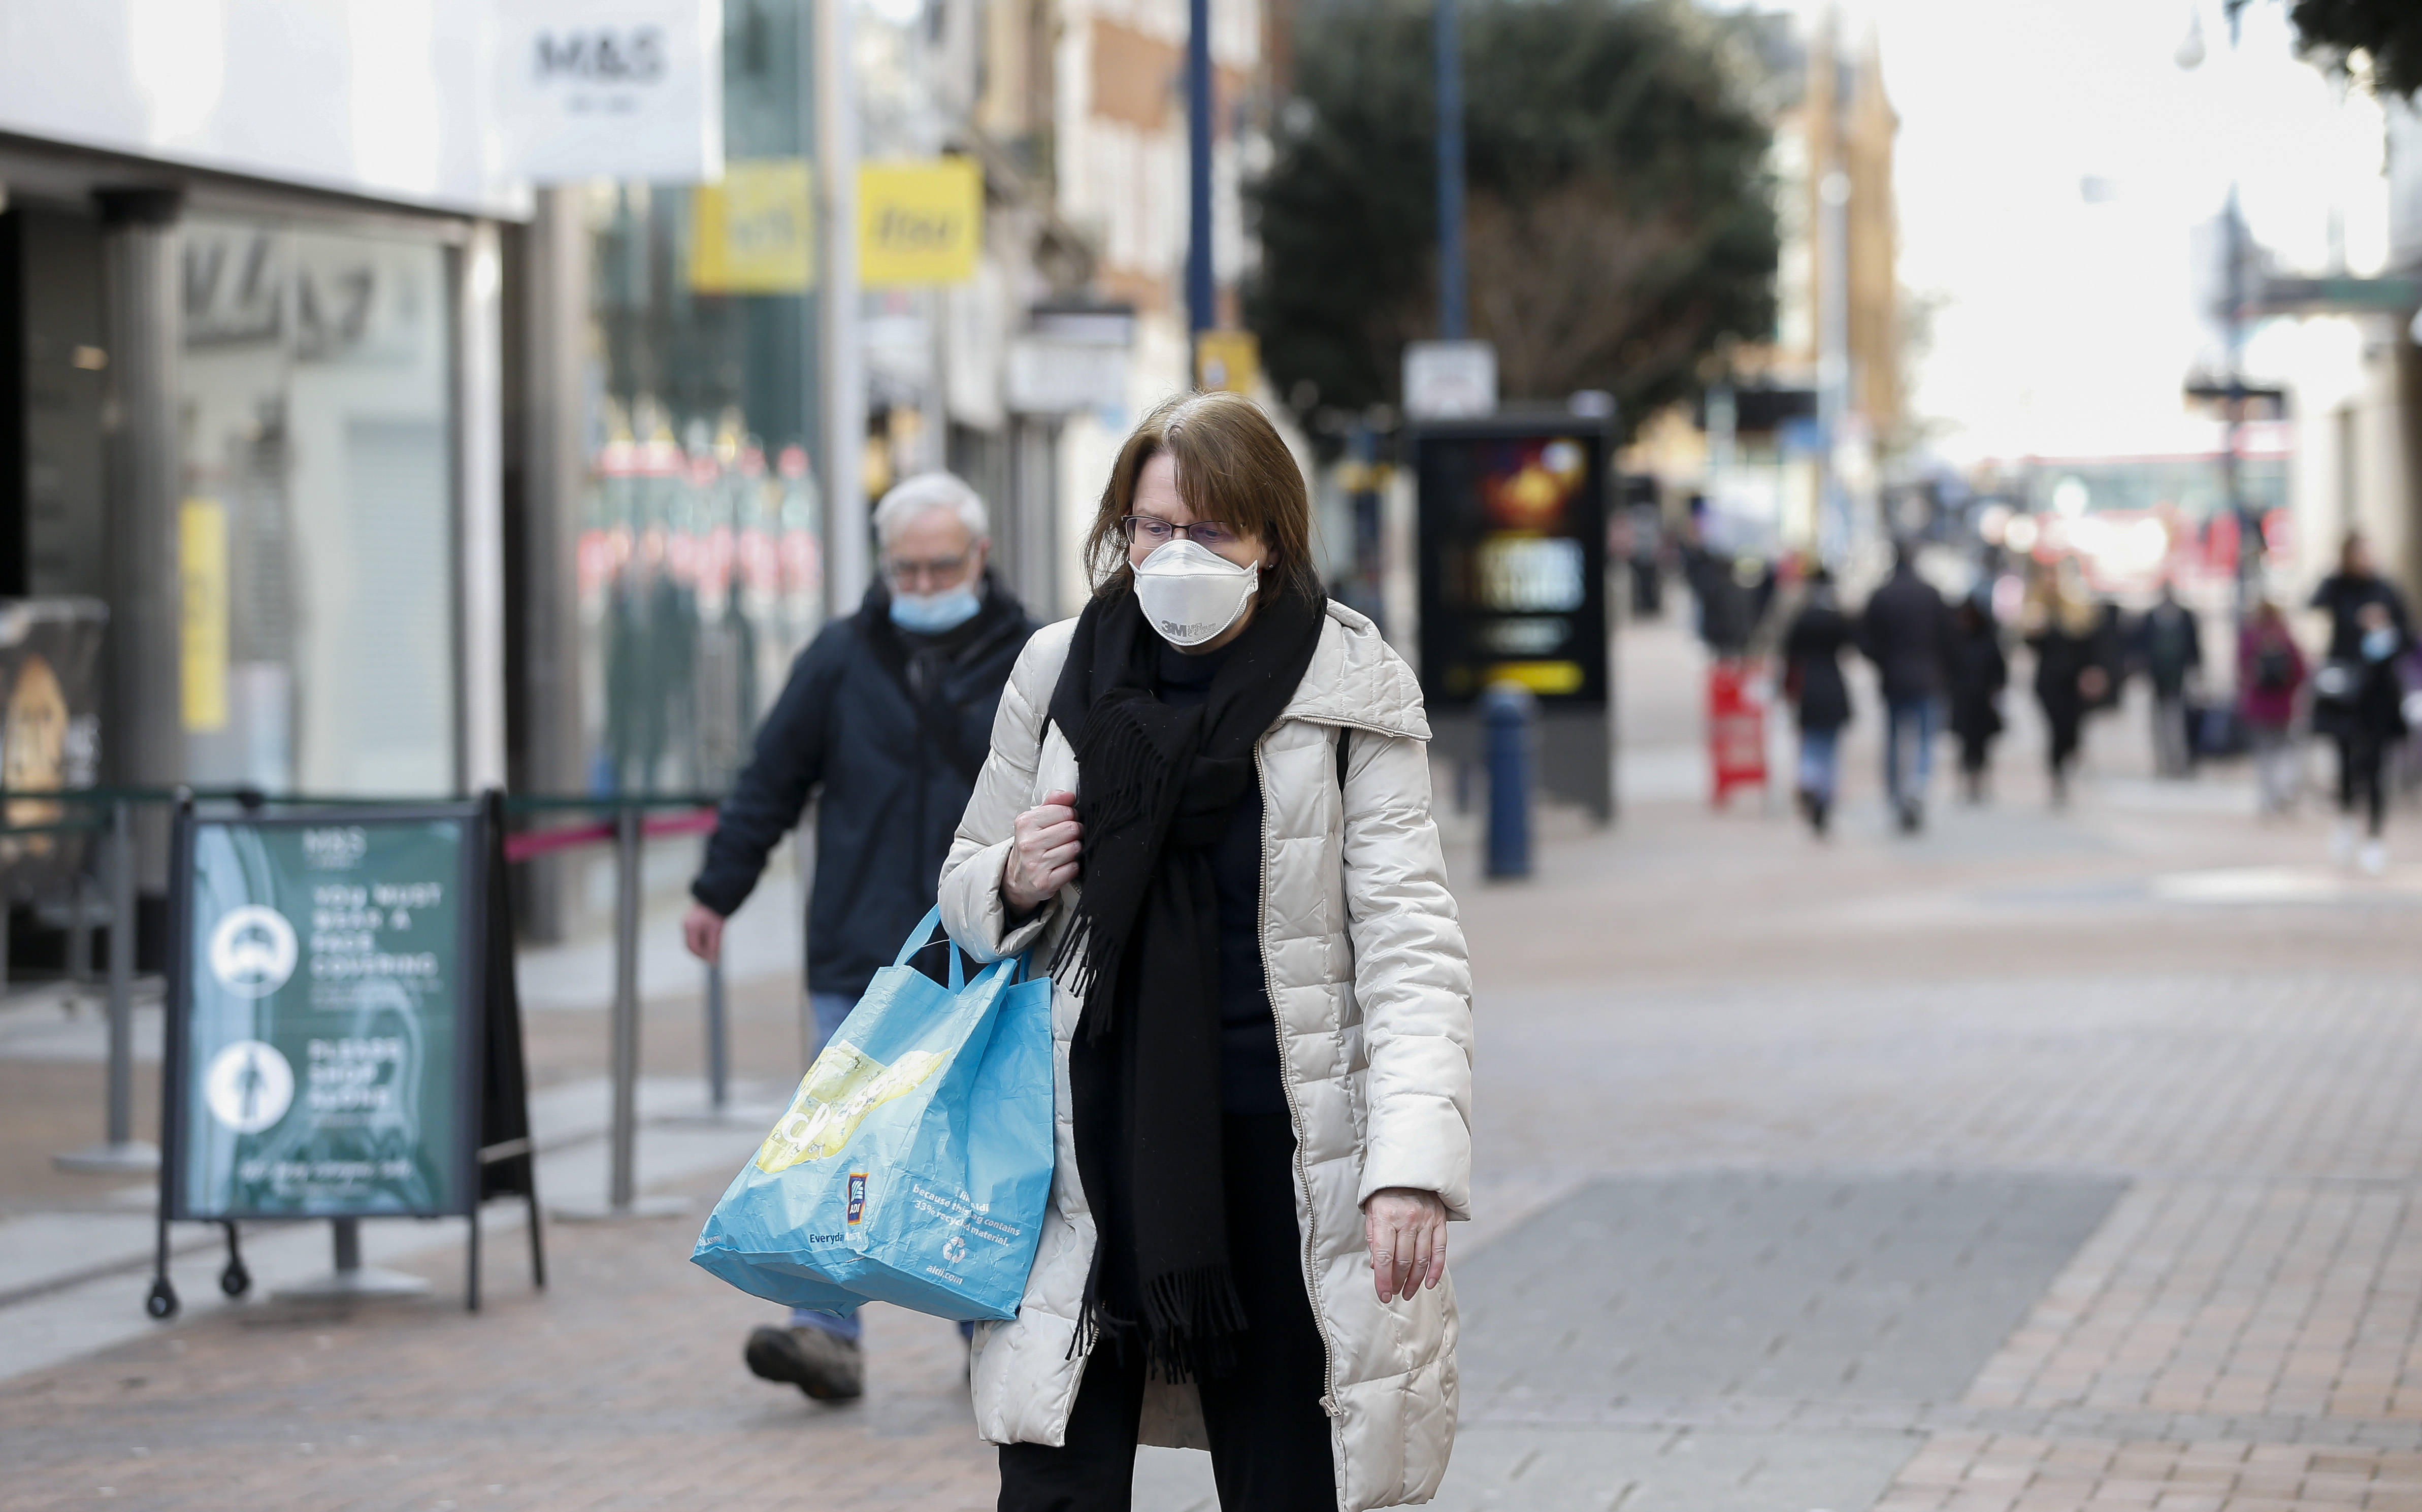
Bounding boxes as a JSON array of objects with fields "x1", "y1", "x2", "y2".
[{"x1": 692, "y1": 574, "x2": 1037, "y2": 998}]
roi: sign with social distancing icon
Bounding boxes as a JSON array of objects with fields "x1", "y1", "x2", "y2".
[
  {"x1": 153, "y1": 796, "x2": 542, "y2": 1318},
  {"x1": 165, "y1": 805, "x2": 503, "y2": 1222}
]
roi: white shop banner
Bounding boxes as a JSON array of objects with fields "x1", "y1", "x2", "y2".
[{"x1": 493, "y1": 0, "x2": 725, "y2": 184}]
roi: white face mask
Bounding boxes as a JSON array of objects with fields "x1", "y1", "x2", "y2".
[{"x1": 1133, "y1": 538, "x2": 1259, "y2": 648}]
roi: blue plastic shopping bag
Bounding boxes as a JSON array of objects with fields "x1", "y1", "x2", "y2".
[{"x1": 690, "y1": 909, "x2": 1055, "y2": 1321}]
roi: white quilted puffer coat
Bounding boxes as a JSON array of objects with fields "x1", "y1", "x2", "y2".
[{"x1": 937, "y1": 602, "x2": 1475, "y2": 1511}]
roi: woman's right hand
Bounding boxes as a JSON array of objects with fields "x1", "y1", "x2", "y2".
[{"x1": 1004, "y1": 790, "x2": 1082, "y2": 913}]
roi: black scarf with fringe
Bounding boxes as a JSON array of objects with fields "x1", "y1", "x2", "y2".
[{"x1": 1046, "y1": 578, "x2": 1324, "y2": 1379}]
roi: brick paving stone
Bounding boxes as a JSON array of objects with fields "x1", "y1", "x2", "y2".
[
  {"x1": 0, "y1": 1176, "x2": 998, "y2": 1512},
  {"x1": 17, "y1": 621, "x2": 2422, "y2": 1510}
]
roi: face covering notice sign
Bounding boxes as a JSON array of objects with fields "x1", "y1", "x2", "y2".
[{"x1": 168, "y1": 810, "x2": 482, "y2": 1221}]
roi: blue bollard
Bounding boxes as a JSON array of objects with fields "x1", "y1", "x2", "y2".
[{"x1": 1484, "y1": 681, "x2": 1535, "y2": 878}]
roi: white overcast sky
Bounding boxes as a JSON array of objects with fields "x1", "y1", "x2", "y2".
[{"x1": 1745, "y1": 0, "x2": 2394, "y2": 463}]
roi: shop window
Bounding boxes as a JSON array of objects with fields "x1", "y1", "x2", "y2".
[
  {"x1": 578, "y1": 0, "x2": 825, "y2": 796},
  {"x1": 180, "y1": 220, "x2": 456, "y2": 796}
]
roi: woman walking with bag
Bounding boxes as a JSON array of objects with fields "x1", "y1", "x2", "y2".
[{"x1": 938, "y1": 391, "x2": 1473, "y2": 1512}]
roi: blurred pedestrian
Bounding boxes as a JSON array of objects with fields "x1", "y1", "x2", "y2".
[
  {"x1": 1858, "y1": 541, "x2": 1952, "y2": 833},
  {"x1": 1681, "y1": 532, "x2": 1757, "y2": 655},
  {"x1": 1945, "y1": 595, "x2": 2008, "y2": 803},
  {"x1": 684, "y1": 473, "x2": 1037, "y2": 1403},
  {"x1": 1782, "y1": 565, "x2": 1854, "y2": 835},
  {"x1": 2133, "y1": 580, "x2": 2204, "y2": 778},
  {"x1": 2237, "y1": 597, "x2": 2306, "y2": 816},
  {"x1": 2309, "y1": 534, "x2": 2410, "y2": 871},
  {"x1": 939, "y1": 391, "x2": 1473, "y2": 1510},
  {"x1": 2025, "y1": 558, "x2": 2109, "y2": 806}
]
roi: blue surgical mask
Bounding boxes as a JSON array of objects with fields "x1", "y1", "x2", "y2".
[
  {"x1": 2363, "y1": 625, "x2": 2398, "y2": 663},
  {"x1": 890, "y1": 584, "x2": 982, "y2": 633}
]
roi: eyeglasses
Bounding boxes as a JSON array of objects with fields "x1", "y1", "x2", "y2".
[
  {"x1": 1121, "y1": 516, "x2": 1240, "y2": 549},
  {"x1": 882, "y1": 552, "x2": 973, "y2": 588}
]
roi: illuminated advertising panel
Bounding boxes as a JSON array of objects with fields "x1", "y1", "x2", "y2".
[{"x1": 1413, "y1": 421, "x2": 1611, "y2": 707}]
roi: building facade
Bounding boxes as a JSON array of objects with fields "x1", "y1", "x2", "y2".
[
  {"x1": 1, "y1": 0, "x2": 1276, "y2": 943},
  {"x1": 0, "y1": 1, "x2": 516, "y2": 911},
  {"x1": 1624, "y1": 8, "x2": 1902, "y2": 565}
]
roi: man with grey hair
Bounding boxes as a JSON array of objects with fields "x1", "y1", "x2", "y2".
[{"x1": 684, "y1": 471, "x2": 1036, "y2": 1403}]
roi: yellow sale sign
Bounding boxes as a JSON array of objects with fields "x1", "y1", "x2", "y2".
[
  {"x1": 691, "y1": 159, "x2": 814, "y2": 294},
  {"x1": 180, "y1": 500, "x2": 229, "y2": 733},
  {"x1": 858, "y1": 158, "x2": 983, "y2": 286}
]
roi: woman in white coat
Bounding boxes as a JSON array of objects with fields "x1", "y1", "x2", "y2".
[{"x1": 938, "y1": 391, "x2": 1474, "y2": 1512}]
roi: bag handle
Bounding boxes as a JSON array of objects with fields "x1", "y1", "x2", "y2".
[{"x1": 892, "y1": 907, "x2": 967, "y2": 991}]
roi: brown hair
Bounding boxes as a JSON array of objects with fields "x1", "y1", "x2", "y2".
[{"x1": 1081, "y1": 391, "x2": 1322, "y2": 602}]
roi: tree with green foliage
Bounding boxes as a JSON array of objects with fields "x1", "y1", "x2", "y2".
[
  {"x1": 1247, "y1": 0, "x2": 1779, "y2": 436},
  {"x1": 2262, "y1": 0, "x2": 2422, "y2": 100}
]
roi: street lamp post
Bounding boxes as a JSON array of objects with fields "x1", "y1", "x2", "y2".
[
  {"x1": 2178, "y1": 3, "x2": 2261, "y2": 624},
  {"x1": 2221, "y1": 185, "x2": 2257, "y2": 621},
  {"x1": 1435, "y1": 0, "x2": 1467, "y2": 341},
  {"x1": 1187, "y1": 0, "x2": 1215, "y2": 338}
]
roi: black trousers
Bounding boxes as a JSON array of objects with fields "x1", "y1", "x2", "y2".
[
  {"x1": 2337, "y1": 733, "x2": 2388, "y2": 836},
  {"x1": 997, "y1": 1112, "x2": 1334, "y2": 1512}
]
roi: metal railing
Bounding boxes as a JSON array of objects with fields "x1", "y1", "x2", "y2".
[{"x1": 498, "y1": 793, "x2": 727, "y2": 1221}]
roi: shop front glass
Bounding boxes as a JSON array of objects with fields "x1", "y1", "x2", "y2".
[
  {"x1": 179, "y1": 218, "x2": 457, "y2": 797},
  {"x1": 579, "y1": 0, "x2": 825, "y2": 797}
]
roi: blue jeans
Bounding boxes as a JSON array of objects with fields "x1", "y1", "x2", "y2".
[
  {"x1": 1885, "y1": 697, "x2": 1937, "y2": 808},
  {"x1": 787, "y1": 990, "x2": 974, "y2": 1345},
  {"x1": 1797, "y1": 727, "x2": 1841, "y2": 802}
]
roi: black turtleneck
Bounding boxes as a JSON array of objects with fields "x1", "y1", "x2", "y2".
[{"x1": 1152, "y1": 640, "x2": 1289, "y2": 1115}]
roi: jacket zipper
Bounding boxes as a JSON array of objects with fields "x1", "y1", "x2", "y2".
[{"x1": 1253, "y1": 738, "x2": 1344, "y2": 1417}]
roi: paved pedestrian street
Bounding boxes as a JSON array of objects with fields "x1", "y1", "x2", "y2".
[{"x1": 9, "y1": 621, "x2": 2422, "y2": 1511}]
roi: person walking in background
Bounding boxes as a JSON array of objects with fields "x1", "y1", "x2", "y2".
[
  {"x1": 2238, "y1": 597, "x2": 2307, "y2": 817},
  {"x1": 2025, "y1": 557, "x2": 2109, "y2": 806},
  {"x1": 1945, "y1": 594, "x2": 2009, "y2": 803},
  {"x1": 1782, "y1": 565, "x2": 1854, "y2": 835},
  {"x1": 1858, "y1": 541, "x2": 1952, "y2": 833},
  {"x1": 2135, "y1": 580, "x2": 2203, "y2": 778},
  {"x1": 2310, "y1": 533, "x2": 2412, "y2": 871},
  {"x1": 939, "y1": 391, "x2": 1472, "y2": 1510},
  {"x1": 1681, "y1": 524, "x2": 1758, "y2": 656},
  {"x1": 682, "y1": 473, "x2": 1037, "y2": 1403}
]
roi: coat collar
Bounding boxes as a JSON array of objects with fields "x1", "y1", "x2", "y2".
[{"x1": 1278, "y1": 603, "x2": 1430, "y2": 741}]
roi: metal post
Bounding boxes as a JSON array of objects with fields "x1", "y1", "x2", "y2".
[
  {"x1": 69, "y1": 872, "x2": 93, "y2": 988},
  {"x1": 816, "y1": 0, "x2": 870, "y2": 613},
  {"x1": 1484, "y1": 682, "x2": 1534, "y2": 879},
  {"x1": 270, "y1": 1213, "x2": 427, "y2": 1301},
  {"x1": 552, "y1": 802, "x2": 686, "y2": 1219},
  {"x1": 704, "y1": 956, "x2": 729, "y2": 1114},
  {"x1": 98, "y1": 189, "x2": 185, "y2": 892},
  {"x1": 1186, "y1": 0, "x2": 1216, "y2": 339},
  {"x1": 2222, "y1": 183, "x2": 2256, "y2": 622},
  {"x1": 104, "y1": 800, "x2": 131, "y2": 1146},
  {"x1": 1434, "y1": 0, "x2": 1467, "y2": 340},
  {"x1": 1817, "y1": 169, "x2": 1851, "y2": 563},
  {"x1": 56, "y1": 797, "x2": 158, "y2": 1172},
  {"x1": 609, "y1": 806, "x2": 641, "y2": 1210}
]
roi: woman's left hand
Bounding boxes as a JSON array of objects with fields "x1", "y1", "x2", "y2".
[{"x1": 1362, "y1": 1187, "x2": 1448, "y2": 1303}]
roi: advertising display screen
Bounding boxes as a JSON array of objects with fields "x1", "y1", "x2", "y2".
[
  {"x1": 1414, "y1": 422, "x2": 1611, "y2": 706},
  {"x1": 0, "y1": 599, "x2": 106, "y2": 897},
  {"x1": 166, "y1": 808, "x2": 487, "y2": 1221}
]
